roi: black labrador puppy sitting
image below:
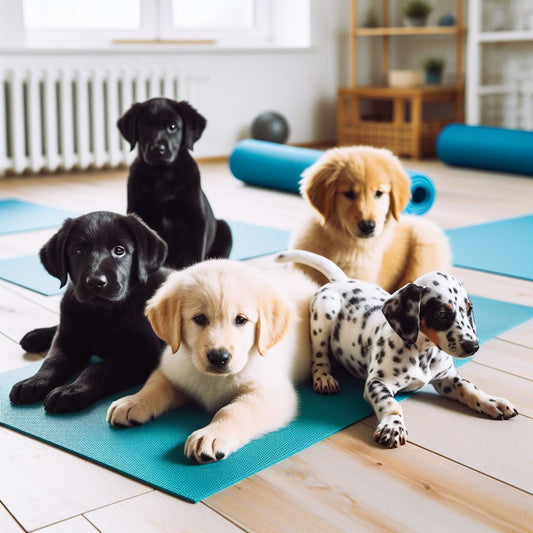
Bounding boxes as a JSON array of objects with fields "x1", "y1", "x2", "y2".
[
  {"x1": 118, "y1": 97, "x2": 232, "y2": 269},
  {"x1": 11, "y1": 211, "x2": 170, "y2": 414}
]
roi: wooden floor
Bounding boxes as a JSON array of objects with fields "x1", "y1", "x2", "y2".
[{"x1": 0, "y1": 159, "x2": 531, "y2": 532}]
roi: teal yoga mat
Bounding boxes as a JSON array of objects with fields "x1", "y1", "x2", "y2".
[
  {"x1": 0, "y1": 199, "x2": 78, "y2": 235},
  {"x1": 228, "y1": 220, "x2": 290, "y2": 260},
  {"x1": 0, "y1": 295, "x2": 531, "y2": 503},
  {"x1": 0, "y1": 255, "x2": 64, "y2": 296},
  {"x1": 0, "y1": 221, "x2": 290, "y2": 296},
  {"x1": 437, "y1": 124, "x2": 533, "y2": 176},
  {"x1": 447, "y1": 215, "x2": 533, "y2": 281}
]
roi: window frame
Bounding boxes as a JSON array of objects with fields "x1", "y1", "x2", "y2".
[
  {"x1": 159, "y1": 0, "x2": 271, "y2": 44},
  {"x1": 22, "y1": 0, "x2": 272, "y2": 47}
]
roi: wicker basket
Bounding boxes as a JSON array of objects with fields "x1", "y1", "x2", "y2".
[{"x1": 337, "y1": 87, "x2": 459, "y2": 158}]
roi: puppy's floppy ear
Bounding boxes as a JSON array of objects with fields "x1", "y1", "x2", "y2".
[
  {"x1": 145, "y1": 276, "x2": 182, "y2": 353},
  {"x1": 121, "y1": 214, "x2": 168, "y2": 283},
  {"x1": 300, "y1": 158, "x2": 340, "y2": 224},
  {"x1": 255, "y1": 287, "x2": 292, "y2": 356},
  {"x1": 39, "y1": 217, "x2": 75, "y2": 288},
  {"x1": 382, "y1": 283, "x2": 424, "y2": 345},
  {"x1": 172, "y1": 101, "x2": 207, "y2": 150},
  {"x1": 389, "y1": 166, "x2": 411, "y2": 221},
  {"x1": 117, "y1": 102, "x2": 142, "y2": 150}
]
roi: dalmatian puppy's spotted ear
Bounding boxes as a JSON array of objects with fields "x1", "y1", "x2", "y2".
[{"x1": 382, "y1": 283, "x2": 425, "y2": 345}]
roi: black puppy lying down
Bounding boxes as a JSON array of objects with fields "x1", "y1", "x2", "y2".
[
  {"x1": 118, "y1": 97, "x2": 232, "y2": 269},
  {"x1": 12, "y1": 211, "x2": 170, "y2": 413}
]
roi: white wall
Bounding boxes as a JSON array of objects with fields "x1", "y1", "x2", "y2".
[{"x1": 0, "y1": 0, "x2": 351, "y2": 158}]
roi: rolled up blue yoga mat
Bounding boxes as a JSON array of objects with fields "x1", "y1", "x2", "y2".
[
  {"x1": 437, "y1": 123, "x2": 533, "y2": 176},
  {"x1": 229, "y1": 139, "x2": 436, "y2": 215},
  {"x1": 405, "y1": 171, "x2": 436, "y2": 215}
]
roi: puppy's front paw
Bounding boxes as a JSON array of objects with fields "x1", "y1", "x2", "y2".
[
  {"x1": 44, "y1": 383, "x2": 92, "y2": 413},
  {"x1": 20, "y1": 327, "x2": 55, "y2": 353},
  {"x1": 10, "y1": 376, "x2": 55, "y2": 405},
  {"x1": 184, "y1": 423, "x2": 241, "y2": 464},
  {"x1": 479, "y1": 396, "x2": 518, "y2": 420},
  {"x1": 313, "y1": 374, "x2": 340, "y2": 395},
  {"x1": 374, "y1": 415, "x2": 407, "y2": 448},
  {"x1": 106, "y1": 395, "x2": 155, "y2": 428}
]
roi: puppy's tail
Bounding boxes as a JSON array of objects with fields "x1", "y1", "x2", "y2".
[{"x1": 275, "y1": 250, "x2": 348, "y2": 283}]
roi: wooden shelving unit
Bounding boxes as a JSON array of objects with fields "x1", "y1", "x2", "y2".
[{"x1": 339, "y1": 0, "x2": 466, "y2": 158}]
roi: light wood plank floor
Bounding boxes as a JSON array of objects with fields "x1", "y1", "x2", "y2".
[{"x1": 0, "y1": 159, "x2": 531, "y2": 532}]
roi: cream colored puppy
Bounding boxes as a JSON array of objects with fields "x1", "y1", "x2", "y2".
[{"x1": 106, "y1": 259, "x2": 318, "y2": 463}]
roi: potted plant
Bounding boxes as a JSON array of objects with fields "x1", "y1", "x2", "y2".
[
  {"x1": 403, "y1": 1, "x2": 432, "y2": 27},
  {"x1": 364, "y1": 6, "x2": 380, "y2": 28},
  {"x1": 423, "y1": 57, "x2": 445, "y2": 85}
]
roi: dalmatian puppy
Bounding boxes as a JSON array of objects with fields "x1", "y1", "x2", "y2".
[{"x1": 276, "y1": 250, "x2": 518, "y2": 448}]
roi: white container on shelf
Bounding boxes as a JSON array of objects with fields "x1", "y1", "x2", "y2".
[{"x1": 387, "y1": 69, "x2": 424, "y2": 88}]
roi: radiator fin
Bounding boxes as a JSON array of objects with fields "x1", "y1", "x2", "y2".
[{"x1": 0, "y1": 67, "x2": 183, "y2": 176}]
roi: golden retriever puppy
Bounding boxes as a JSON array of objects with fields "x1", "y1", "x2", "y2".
[
  {"x1": 290, "y1": 146, "x2": 451, "y2": 291},
  {"x1": 106, "y1": 259, "x2": 318, "y2": 463}
]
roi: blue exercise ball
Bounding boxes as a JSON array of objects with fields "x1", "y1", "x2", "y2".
[{"x1": 251, "y1": 112, "x2": 290, "y2": 144}]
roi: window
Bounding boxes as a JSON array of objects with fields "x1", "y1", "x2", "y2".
[
  {"x1": 171, "y1": 0, "x2": 255, "y2": 30},
  {"x1": 21, "y1": 0, "x2": 277, "y2": 46},
  {"x1": 160, "y1": 0, "x2": 270, "y2": 44},
  {"x1": 23, "y1": 0, "x2": 141, "y2": 30}
]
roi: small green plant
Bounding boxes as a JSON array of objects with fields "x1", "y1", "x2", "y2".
[
  {"x1": 423, "y1": 57, "x2": 445, "y2": 74},
  {"x1": 403, "y1": 1, "x2": 432, "y2": 19},
  {"x1": 364, "y1": 6, "x2": 380, "y2": 27}
]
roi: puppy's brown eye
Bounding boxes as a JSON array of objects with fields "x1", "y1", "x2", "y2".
[
  {"x1": 113, "y1": 246, "x2": 126, "y2": 257},
  {"x1": 435, "y1": 310, "x2": 447, "y2": 320},
  {"x1": 375, "y1": 190, "x2": 384, "y2": 198},
  {"x1": 74, "y1": 247, "x2": 85, "y2": 257},
  {"x1": 343, "y1": 191, "x2": 356, "y2": 200},
  {"x1": 168, "y1": 123, "x2": 177, "y2": 131},
  {"x1": 235, "y1": 315, "x2": 248, "y2": 326},
  {"x1": 193, "y1": 314, "x2": 208, "y2": 326}
]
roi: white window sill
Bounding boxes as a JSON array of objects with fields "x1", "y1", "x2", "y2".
[{"x1": 0, "y1": 42, "x2": 313, "y2": 55}]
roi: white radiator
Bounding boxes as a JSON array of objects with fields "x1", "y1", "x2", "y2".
[{"x1": 0, "y1": 67, "x2": 183, "y2": 176}]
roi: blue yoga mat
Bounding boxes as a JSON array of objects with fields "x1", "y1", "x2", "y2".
[
  {"x1": 0, "y1": 295, "x2": 531, "y2": 502},
  {"x1": 446, "y1": 215, "x2": 533, "y2": 281},
  {"x1": 0, "y1": 255, "x2": 64, "y2": 296},
  {"x1": 0, "y1": 221, "x2": 290, "y2": 296},
  {"x1": 437, "y1": 124, "x2": 533, "y2": 176},
  {"x1": 0, "y1": 200, "x2": 290, "y2": 259},
  {"x1": 229, "y1": 139, "x2": 437, "y2": 215},
  {"x1": 0, "y1": 199, "x2": 79, "y2": 235},
  {"x1": 228, "y1": 220, "x2": 290, "y2": 261}
]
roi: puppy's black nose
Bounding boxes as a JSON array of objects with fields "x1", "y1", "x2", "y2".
[
  {"x1": 461, "y1": 339, "x2": 479, "y2": 356},
  {"x1": 86, "y1": 274, "x2": 108, "y2": 289},
  {"x1": 358, "y1": 220, "x2": 376, "y2": 235},
  {"x1": 151, "y1": 143, "x2": 167, "y2": 156},
  {"x1": 207, "y1": 348, "x2": 231, "y2": 369}
]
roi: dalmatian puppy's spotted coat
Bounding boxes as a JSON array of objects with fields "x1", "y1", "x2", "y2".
[{"x1": 276, "y1": 250, "x2": 518, "y2": 448}]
